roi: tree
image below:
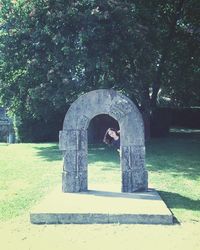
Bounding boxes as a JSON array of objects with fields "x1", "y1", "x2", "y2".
[{"x1": 0, "y1": 0, "x2": 199, "y2": 141}]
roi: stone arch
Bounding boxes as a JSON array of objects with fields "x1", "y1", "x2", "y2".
[{"x1": 59, "y1": 89, "x2": 148, "y2": 192}]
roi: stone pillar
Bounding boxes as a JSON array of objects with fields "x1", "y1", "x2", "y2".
[
  {"x1": 121, "y1": 145, "x2": 148, "y2": 192},
  {"x1": 59, "y1": 129, "x2": 88, "y2": 192}
]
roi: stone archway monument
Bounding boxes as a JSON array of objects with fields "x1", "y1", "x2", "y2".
[
  {"x1": 59, "y1": 89, "x2": 148, "y2": 193},
  {"x1": 31, "y1": 89, "x2": 173, "y2": 224}
]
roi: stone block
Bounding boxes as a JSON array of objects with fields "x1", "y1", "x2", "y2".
[
  {"x1": 78, "y1": 171, "x2": 88, "y2": 192},
  {"x1": 108, "y1": 214, "x2": 173, "y2": 224},
  {"x1": 63, "y1": 150, "x2": 87, "y2": 172},
  {"x1": 78, "y1": 130, "x2": 87, "y2": 151},
  {"x1": 121, "y1": 145, "x2": 145, "y2": 171},
  {"x1": 59, "y1": 130, "x2": 78, "y2": 151},
  {"x1": 109, "y1": 95, "x2": 133, "y2": 122},
  {"x1": 63, "y1": 151, "x2": 76, "y2": 172},
  {"x1": 62, "y1": 171, "x2": 79, "y2": 193},
  {"x1": 62, "y1": 171, "x2": 87, "y2": 193},
  {"x1": 130, "y1": 145, "x2": 145, "y2": 170},
  {"x1": 77, "y1": 115, "x2": 90, "y2": 130},
  {"x1": 122, "y1": 170, "x2": 148, "y2": 192},
  {"x1": 77, "y1": 151, "x2": 88, "y2": 172},
  {"x1": 59, "y1": 129, "x2": 87, "y2": 151}
]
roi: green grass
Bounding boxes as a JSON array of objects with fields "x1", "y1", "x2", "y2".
[
  {"x1": 0, "y1": 131, "x2": 200, "y2": 223},
  {"x1": 0, "y1": 143, "x2": 62, "y2": 221},
  {"x1": 146, "y1": 132, "x2": 200, "y2": 222}
]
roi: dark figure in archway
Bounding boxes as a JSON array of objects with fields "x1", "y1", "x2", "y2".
[{"x1": 103, "y1": 128, "x2": 120, "y2": 153}]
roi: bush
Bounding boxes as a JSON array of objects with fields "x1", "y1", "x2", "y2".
[
  {"x1": 150, "y1": 108, "x2": 172, "y2": 137},
  {"x1": 150, "y1": 107, "x2": 200, "y2": 137},
  {"x1": 171, "y1": 108, "x2": 200, "y2": 129},
  {"x1": 16, "y1": 112, "x2": 64, "y2": 142}
]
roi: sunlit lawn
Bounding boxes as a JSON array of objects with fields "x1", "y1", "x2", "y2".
[{"x1": 0, "y1": 130, "x2": 200, "y2": 223}]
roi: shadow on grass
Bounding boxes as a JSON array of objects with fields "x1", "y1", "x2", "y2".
[
  {"x1": 159, "y1": 190, "x2": 200, "y2": 224},
  {"x1": 88, "y1": 144, "x2": 119, "y2": 166},
  {"x1": 34, "y1": 144, "x2": 62, "y2": 162},
  {"x1": 33, "y1": 143, "x2": 119, "y2": 165},
  {"x1": 159, "y1": 190, "x2": 200, "y2": 211},
  {"x1": 33, "y1": 133, "x2": 200, "y2": 182},
  {"x1": 146, "y1": 133, "x2": 200, "y2": 180}
]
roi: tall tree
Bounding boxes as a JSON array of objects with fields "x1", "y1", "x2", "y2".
[{"x1": 0, "y1": 0, "x2": 199, "y2": 141}]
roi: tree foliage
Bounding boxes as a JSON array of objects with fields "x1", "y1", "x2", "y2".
[{"x1": 0, "y1": 0, "x2": 199, "y2": 141}]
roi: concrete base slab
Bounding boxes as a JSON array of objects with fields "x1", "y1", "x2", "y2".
[{"x1": 30, "y1": 185, "x2": 173, "y2": 225}]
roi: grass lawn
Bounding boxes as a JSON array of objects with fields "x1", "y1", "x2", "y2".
[
  {"x1": 0, "y1": 131, "x2": 200, "y2": 223},
  {"x1": 0, "y1": 130, "x2": 200, "y2": 250}
]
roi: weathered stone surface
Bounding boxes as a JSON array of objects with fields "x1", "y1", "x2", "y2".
[
  {"x1": 109, "y1": 95, "x2": 133, "y2": 122},
  {"x1": 62, "y1": 171, "x2": 87, "y2": 193},
  {"x1": 78, "y1": 130, "x2": 87, "y2": 151},
  {"x1": 59, "y1": 130, "x2": 77, "y2": 151},
  {"x1": 122, "y1": 170, "x2": 148, "y2": 192},
  {"x1": 63, "y1": 150, "x2": 87, "y2": 172},
  {"x1": 121, "y1": 145, "x2": 145, "y2": 171},
  {"x1": 60, "y1": 89, "x2": 148, "y2": 193},
  {"x1": 62, "y1": 171, "x2": 78, "y2": 193},
  {"x1": 59, "y1": 129, "x2": 87, "y2": 151},
  {"x1": 77, "y1": 115, "x2": 90, "y2": 130}
]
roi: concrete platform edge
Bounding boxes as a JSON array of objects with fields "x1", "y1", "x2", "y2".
[{"x1": 30, "y1": 187, "x2": 173, "y2": 225}]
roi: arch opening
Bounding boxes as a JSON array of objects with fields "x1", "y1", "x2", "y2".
[
  {"x1": 88, "y1": 114, "x2": 119, "y2": 144},
  {"x1": 88, "y1": 114, "x2": 120, "y2": 191}
]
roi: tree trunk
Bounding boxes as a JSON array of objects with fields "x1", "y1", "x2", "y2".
[
  {"x1": 151, "y1": 0, "x2": 185, "y2": 109},
  {"x1": 130, "y1": 89, "x2": 151, "y2": 141},
  {"x1": 140, "y1": 84, "x2": 151, "y2": 141},
  {"x1": 142, "y1": 109, "x2": 151, "y2": 141}
]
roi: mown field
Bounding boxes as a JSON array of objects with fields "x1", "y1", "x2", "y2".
[
  {"x1": 1, "y1": 130, "x2": 200, "y2": 223},
  {"x1": 0, "y1": 130, "x2": 200, "y2": 250}
]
